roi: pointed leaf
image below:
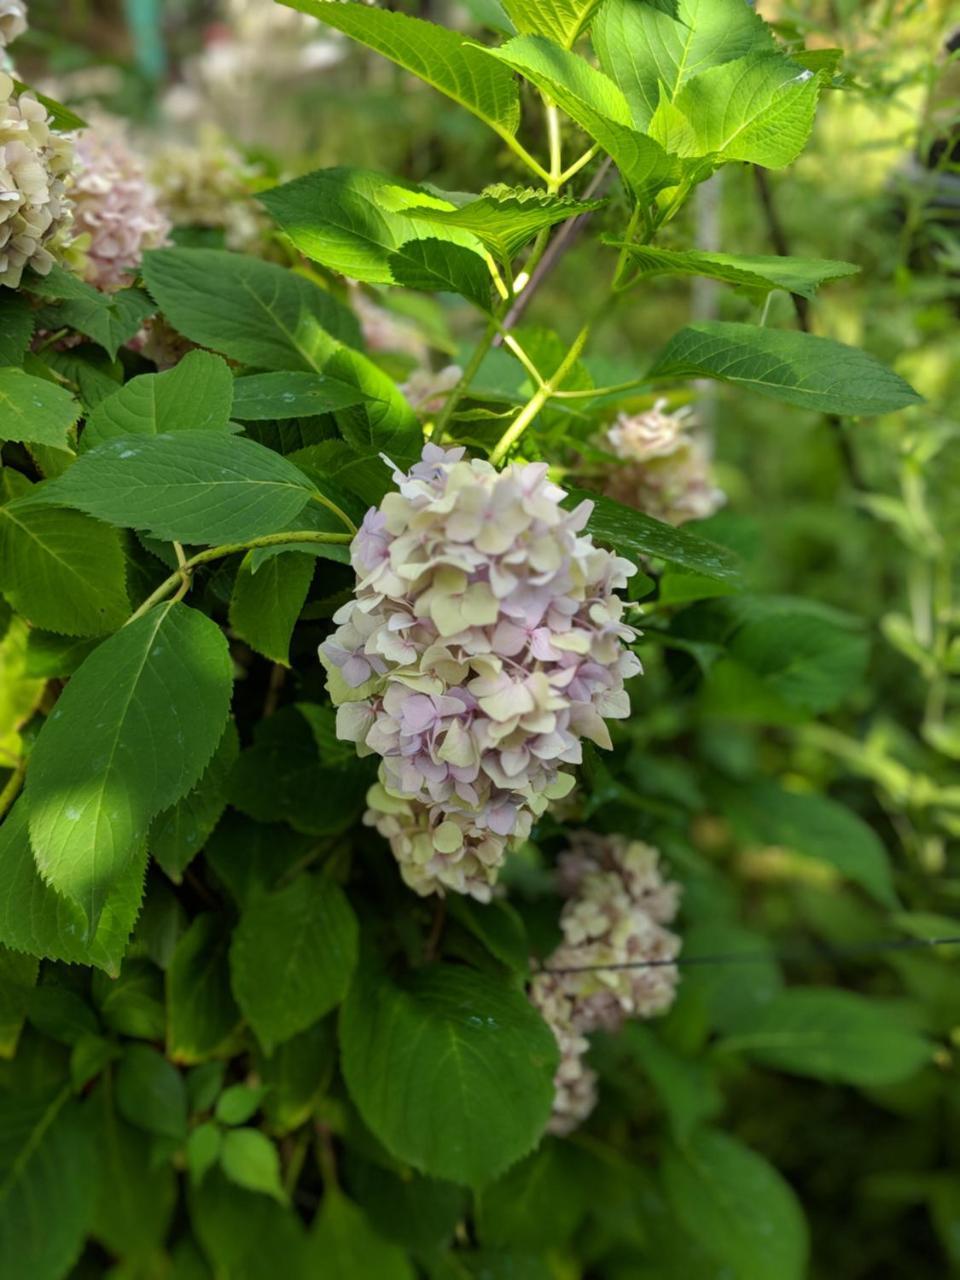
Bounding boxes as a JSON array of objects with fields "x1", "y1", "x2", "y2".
[
  {"x1": 610, "y1": 245, "x2": 859, "y2": 298},
  {"x1": 167, "y1": 914, "x2": 242, "y2": 1065},
  {"x1": 232, "y1": 371, "x2": 370, "y2": 420},
  {"x1": 150, "y1": 721, "x2": 240, "y2": 883},
  {"x1": 0, "y1": 369, "x2": 79, "y2": 448},
  {"x1": 500, "y1": 0, "x2": 600, "y2": 47},
  {"x1": 307, "y1": 1189, "x2": 415, "y2": 1279},
  {"x1": 229, "y1": 550, "x2": 315, "y2": 666},
  {"x1": 0, "y1": 294, "x2": 34, "y2": 365},
  {"x1": 25, "y1": 601, "x2": 233, "y2": 927},
  {"x1": 25, "y1": 266, "x2": 154, "y2": 358},
  {"x1": 649, "y1": 321, "x2": 922, "y2": 416}
]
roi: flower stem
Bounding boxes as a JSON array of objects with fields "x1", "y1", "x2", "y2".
[
  {"x1": 489, "y1": 325, "x2": 590, "y2": 466},
  {"x1": 125, "y1": 530, "x2": 353, "y2": 625}
]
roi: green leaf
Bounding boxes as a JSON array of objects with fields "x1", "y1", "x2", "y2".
[
  {"x1": 282, "y1": 1, "x2": 521, "y2": 141},
  {"x1": 0, "y1": 499, "x2": 129, "y2": 636},
  {"x1": 0, "y1": 368, "x2": 79, "y2": 448},
  {"x1": 344, "y1": 1154, "x2": 466, "y2": 1256},
  {"x1": 722, "y1": 780, "x2": 897, "y2": 908},
  {"x1": 45, "y1": 431, "x2": 317, "y2": 545},
  {"x1": 568, "y1": 488, "x2": 742, "y2": 582},
  {"x1": 150, "y1": 720, "x2": 240, "y2": 884},
  {"x1": 92, "y1": 1084, "x2": 177, "y2": 1261},
  {"x1": 663, "y1": 54, "x2": 820, "y2": 168},
  {"x1": 593, "y1": 0, "x2": 775, "y2": 127},
  {"x1": 613, "y1": 1023, "x2": 722, "y2": 1144},
  {"x1": 141, "y1": 248, "x2": 360, "y2": 367},
  {"x1": 340, "y1": 963, "x2": 558, "y2": 1186},
  {"x1": 25, "y1": 267, "x2": 154, "y2": 359},
  {"x1": 229, "y1": 551, "x2": 315, "y2": 666},
  {"x1": 187, "y1": 1123, "x2": 223, "y2": 1186},
  {"x1": 0, "y1": 946, "x2": 37, "y2": 1059},
  {"x1": 717, "y1": 989, "x2": 932, "y2": 1085},
  {"x1": 116, "y1": 1043, "x2": 188, "y2": 1141},
  {"x1": 0, "y1": 294, "x2": 34, "y2": 365},
  {"x1": 610, "y1": 245, "x2": 860, "y2": 299},
  {"x1": 257, "y1": 1022, "x2": 336, "y2": 1134},
  {"x1": 230, "y1": 873, "x2": 359, "y2": 1053},
  {"x1": 167, "y1": 914, "x2": 242, "y2": 1065},
  {"x1": 649, "y1": 321, "x2": 922, "y2": 416},
  {"x1": 25, "y1": 601, "x2": 233, "y2": 928},
  {"x1": 232, "y1": 371, "x2": 371, "y2": 420},
  {"x1": 205, "y1": 814, "x2": 314, "y2": 908},
  {"x1": 500, "y1": 0, "x2": 600, "y2": 47},
  {"x1": 480, "y1": 36, "x2": 678, "y2": 197},
  {"x1": 23, "y1": 632, "x2": 99, "y2": 679},
  {"x1": 663, "y1": 1129, "x2": 809, "y2": 1280},
  {"x1": 475, "y1": 1140, "x2": 584, "y2": 1248},
  {"x1": 261, "y1": 167, "x2": 493, "y2": 310},
  {"x1": 81, "y1": 350, "x2": 235, "y2": 452},
  {"x1": 27, "y1": 985, "x2": 98, "y2": 1044},
  {"x1": 220, "y1": 1128, "x2": 286, "y2": 1203},
  {"x1": 405, "y1": 185, "x2": 604, "y2": 263},
  {"x1": 0, "y1": 800, "x2": 146, "y2": 975},
  {"x1": 189, "y1": 1173, "x2": 308, "y2": 1278},
  {"x1": 93, "y1": 958, "x2": 166, "y2": 1040},
  {"x1": 307, "y1": 1188, "x2": 415, "y2": 1280},
  {"x1": 0, "y1": 1089, "x2": 98, "y2": 1280},
  {"x1": 11, "y1": 81, "x2": 88, "y2": 130},
  {"x1": 216, "y1": 1084, "x2": 268, "y2": 1127}
]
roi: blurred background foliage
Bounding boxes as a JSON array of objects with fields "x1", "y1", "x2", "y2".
[{"x1": 6, "y1": 1, "x2": 960, "y2": 1276}]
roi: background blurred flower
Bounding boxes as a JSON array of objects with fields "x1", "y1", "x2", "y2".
[
  {"x1": 0, "y1": 1, "x2": 27, "y2": 51},
  {"x1": 0, "y1": 71, "x2": 74, "y2": 289}
]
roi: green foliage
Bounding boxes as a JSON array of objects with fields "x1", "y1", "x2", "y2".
[{"x1": 0, "y1": 369, "x2": 79, "y2": 449}]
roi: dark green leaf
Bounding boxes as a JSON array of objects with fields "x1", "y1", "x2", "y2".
[
  {"x1": 0, "y1": 946, "x2": 37, "y2": 1058},
  {"x1": 306, "y1": 1189, "x2": 415, "y2": 1279},
  {"x1": 150, "y1": 721, "x2": 240, "y2": 883},
  {"x1": 232, "y1": 371, "x2": 370, "y2": 420},
  {"x1": 25, "y1": 267, "x2": 154, "y2": 359},
  {"x1": 229, "y1": 551, "x2": 315, "y2": 666},
  {"x1": 116, "y1": 1043, "x2": 188, "y2": 1141},
  {"x1": 0, "y1": 294, "x2": 34, "y2": 365},
  {"x1": 0, "y1": 368, "x2": 79, "y2": 448},
  {"x1": 167, "y1": 914, "x2": 242, "y2": 1065},
  {"x1": 92, "y1": 1084, "x2": 177, "y2": 1261}
]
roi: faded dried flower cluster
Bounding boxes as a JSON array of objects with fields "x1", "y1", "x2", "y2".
[
  {"x1": 321, "y1": 444, "x2": 641, "y2": 901},
  {"x1": 0, "y1": 71, "x2": 74, "y2": 289},
  {"x1": 600, "y1": 400, "x2": 725, "y2": 526},
  {"x1": 530, "y1": 833, "x2": 681, "y2": 1134},
  {"x1": 0, "y1": 1, "x2": 26, "y2": 52},
  {"x1": 71, "y1": 121, "x2": 170, "y2": 291}
]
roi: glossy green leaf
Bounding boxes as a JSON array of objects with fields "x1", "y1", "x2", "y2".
[
  {"x1": 229, "y1": 550, "x2": 315, "y2": 666},
  {"x1": 718, "y1": 989, "x2": 932, "y2": 1085},
  {"x1": 81, "y1": 350, "x2": 235, "y2": 451},
  {"x1": 611, "y1": 245, "x2": 859, "y2": 299},
  {"x1": 167, "y1": 914, "x2": 242, "y2": 1065},
  {"x1": 0, "y1": 369, "x2": 79, "y2": 448},
  {"x1": 46, "y1": 431, "x2": 317, "y2": 545},
  {"x1": 0, "y1": 499, "x2": 129, "y2": 636},
  {"x1": 216, "y1": 1084, "x2": 268, "y2": 1127},
  {"x1": 500, "y1": 0, "x2": 599, "y2": 47},
  {"x1": 220, "y1": 1128, "x2": 286, "y2": 1202},
  {"x1": 593, "y1": 0, "x2": 774, "y2": 127},
  {"x1": 282, "y1": 1, "x2": 521, "y2": 139},
  {"x1": 150, "y1": 720, "x2": 240, "y2": 883},
  {"x1": 25, "y1": 601, "x2": 233, "y2": 928},
  {"x1": 230, "y1": 873, "x2": 358, "y2": 1053},
  {"x1": 649, "y1": 322, "x2": 922, "y2": 416},
  {"x1": 340, "y1": 963, "x2": 558, "y2": 1186},
  {"x1": 232, "y1": 371, "x2": 370, "y2": 420},
  {"x1": 663, "y1": 1129, "x2": 809, "y2": 1280}
]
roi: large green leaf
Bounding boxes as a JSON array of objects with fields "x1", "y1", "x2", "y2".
[
  {"x1": 0, "y1": 369, "x2": 79, "y2": 449},
  {"x1": 230, "y1": 873, "x2": 358, "y2": 1053},
  {"x1": 593, "y1": 0, "x2": 774, "y2": 127},
  {"x1": 81, "y1": 350, "x2": 235, "y2": 451},
  {"x1": 167, "y1": 914, "x2": 242, "y2": 1065},
  {"x1": 282, "y1": 1, "x2": 521, "y2": 140},
  {"x1": 482, "y1": 36, "x2": 678, "y2": 197},
  {"x1": 141, "y1": 248, "x2": 360, "y2": 367},
  {"x1": 0, "y1": 946, "x2": 38, "y2": 1059},
  {"x1": 25, "y1": 601, "x2": 233, "y2": 928},
  {"x1": 189, "y1": 1173, "x2": 309, "y2": 1279},
  {"x1": 568, "y1": 488, "x2": 743, "y2": 582},
  {"x1": 229, "y1": 550, "x2": 315, "y2": 666},
  {"x1": 45, "y1": 431, "x2": 318, "y2": 545},
  {"x1": 261, "y1": 168, "x2": 493, "y2": 310},
  {"x1": 721, "y1": 780, "x2": 897, "y2": 908},
  {"x1": 150, "y1": 721, "x2": 240, "y2": 883},
  {"x1": 339, "y1": 963, "x2": 558, "y2": 1186},
  {"x1": 660, "y1": 54, "x2": 820, "y2": 168},
  {"x1": 232, "y1": 371, "x2": 370, "y2": 420},
  {"x1": 406, "y1": 185, "x2": 604, "y2": 263},
  {"x1": 663, "y1": 1129, "x2": 808, "y2": 1280},
  {"x1": 611, "y1": 245, "x2": 859, "y2": 299},
  {"x1": 718, "y1": 989, "x2": 932, "y2": 1085},
  {"x1": 0, "y1": 294, "x2": 34, "y2": 365},
  {"x1": 0, "y1": 1088, "x2": 98, "y2": 1280},
  {"x1": 649, "y1": 322, "x2": 922, "y2": 416},
  {"x1": 501, "y1": 0, "x2": 600, "y2": 47},
  {"x1": 307, "y1": 1189, "x2": 415, "y2": 1280},
  {"x1": 115, "y1": 1044, "x2": 188, "y2": 1142},
  {"x1": 0, "y1": 499, "x2": 129, "y2": 636},
  {"x1": 25, "y1": 266, "x2": 154, "y2": 359}
]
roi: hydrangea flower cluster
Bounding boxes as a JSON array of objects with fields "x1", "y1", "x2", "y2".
[
  {"x1": 0, "y1": 71, "x2": 74, "y2": 289},
  {"x1": 71, "y1": 121, "x2": 171, "y2": 291},
  {"x1": 0, "y1": 1, "x2": 27, "y2": 53},
  {"x1": 529, "y1": 833, "x2": 681, "y2": 1134},
  {"x1": 321, "y1": 444, "x2": 641, "y2": 900},
  {"x1": 599, "y1": 400, "x2": 725, "y2": 526},
  {"x1": 150, "y1": 127, "x2": 266, "y2": 255}
]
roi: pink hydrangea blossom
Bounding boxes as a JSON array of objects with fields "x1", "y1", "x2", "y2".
[
  {"x1": 529, "y1": 833, "x2": 681, "y2": 1134},
  {"x1": 71, "y1": 120, "x2": 171, "y2": 291},
  {"x1": 321, "y1": 444, "x2": 641, "y2": 900}
]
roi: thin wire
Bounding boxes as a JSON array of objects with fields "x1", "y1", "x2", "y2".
[{"x1": 539, "y1": 935, "x2": 960, "y2": 976}]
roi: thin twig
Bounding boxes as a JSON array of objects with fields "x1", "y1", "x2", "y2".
[{"x1": 0, "y1": 759, "x2": 26, "y2": 822}]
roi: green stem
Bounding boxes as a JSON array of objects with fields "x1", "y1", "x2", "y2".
[
  {"x1": 431, "y1": 312, "x2": 503, "y2": 444},
  {"x1": 552, "y1": 376, "x2": 650, "y2": 401},
  {"x1": 126, "y1": 530, "x2": 353, "y2": 625},
  {"x1": 489, "y1": 325, "x2": 590, "y2": 466},
  {"x1": 546, "y1": 102, "x2": 562, "y2": 192},
  {"x1": 309, "y1": 491, "x2": 358, "y2": 536},
  {"x1": 497, "y1": 129, "x2": 552, "y2": 184},
  {"x1": 0, "y1": 759, "x2": 26, "y2": 822},
  {"x1": 558, "y1": 144, "x2": 599, "y2": 186}
]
